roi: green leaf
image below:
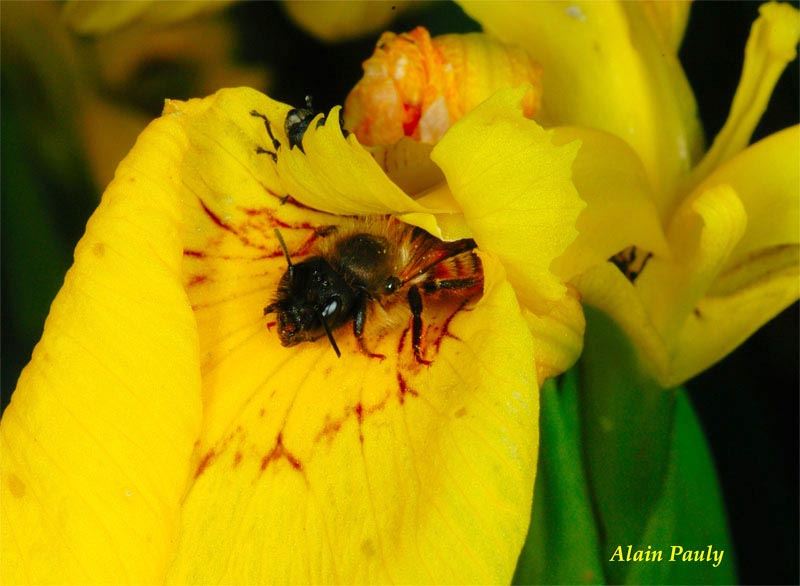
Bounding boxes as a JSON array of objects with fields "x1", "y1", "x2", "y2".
[
  {"x1": 513, "y1": 372, "x2": 605, "y2": 585},
  {"x1": 580, "y1": 308, "x2": 675, "y2": 583},
  {"x1": 579, "y1": 308, "x2": 735, "y2": 584},
  {"x1": 622, "y1": 391, "x2": 736, "y2": 585}
]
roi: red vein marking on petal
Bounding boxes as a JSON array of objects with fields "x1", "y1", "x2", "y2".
[
  {"x1": 396, "y1": 371, "x2": 418, "y2": 405},
  {"x1": 187, "y1": 275, "x2": 208, "y2": 286},
  {"x1": 433, "y1": 298, "x2": 471, "y2": 352},
  {"x1": 195, "y1": 449, "x2": 216, "y2": 478},
  {"x1": 198, "y1": 197, "x2": 273, "y2": 252},
  {"x1": 239, "y1": 206, "x2": 317, "y2": 231},
  {"x1": 184, "y1": 249, "x2": 274, "y2": 261},
  {"x1": 314, "y1": 394, "x2": 391, "y2": 446},
  {"x1": 260, "y1": 433, "x2": 303, "y2": 472},
  {"x1": 284, "y1": 195, "x2": 338, "y2": 215},
  {"x1": 199, "y1": 198, "x2": 238, "y2": 235},
  {"x1": 397, "y1": 325, "x2": 409, "y2": 354},
  {"x1": 355, "y1": 403, "x2": 365, "y2": 444},
  {"x1": 233, "y1": 451, "x2": 243, "y2": 467}
]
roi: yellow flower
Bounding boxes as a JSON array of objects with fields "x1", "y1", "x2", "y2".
[
  {"x1": 1, "y1": 74, "x2": 618, "y2": 579},
  {"x1": 349, "y1": 2, "x2": 799, "y2": 387}
]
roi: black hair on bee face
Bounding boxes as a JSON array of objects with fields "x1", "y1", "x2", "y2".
[{"x1": 265, "y1": 229, "x2": 354, "y2": 356}]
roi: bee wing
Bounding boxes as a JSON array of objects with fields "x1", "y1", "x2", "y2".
[{"x1": 397, "y1": 230, "x2": 478, "y2": 286}]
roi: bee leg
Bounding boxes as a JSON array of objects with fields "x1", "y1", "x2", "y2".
[
  {"x1": 250, "y1": 110, "x2": 281, "y2": 160},
  {"x1": 255, "y1": 146, "x2": 278, "y2": 163},
  {"x1": 408, "y1": 286, "x2": 432, "y2": 365},
  {"x1": 354, "y1": 296, "x2": 386, "y2": 360}
]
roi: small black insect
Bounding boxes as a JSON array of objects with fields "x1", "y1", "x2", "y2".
[
  {"x1": 264, "y1": 219, "x2": 483, "y2": 362},
  {"x1": 611, "y1": 246, "x2": 653, "y2": 282},
  {"x1": 250, "y1": 95, "x2": 347, "y2": 161}
]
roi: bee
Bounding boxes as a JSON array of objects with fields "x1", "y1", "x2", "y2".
[
  {"x1": 264, "y1": 219, "x2": 483, "y2": 362},
  {"x1": 250, "y1": 95, "x2": 347, "y2": 161}
]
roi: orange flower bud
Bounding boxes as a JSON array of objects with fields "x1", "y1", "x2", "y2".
[{"x1": 345, "y1": 26, "x2": 542, "y2": 146}]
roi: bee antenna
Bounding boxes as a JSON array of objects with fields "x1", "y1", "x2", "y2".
[
  {"x1": 317, "y1": 311, "x2": 341, "y2": 358},
  {"x1": 273, "y1": 228, "x2": 294, "y2": 276}
]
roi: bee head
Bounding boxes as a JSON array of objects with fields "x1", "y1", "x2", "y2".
[{"x1": 265, "y1": 256, "x2": 353, "y2": 356}]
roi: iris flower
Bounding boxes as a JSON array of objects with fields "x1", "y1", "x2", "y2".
[
  {"x1": 1, "y1": 44, "x2": 657, "y2": 586},
  {"x1": 2, "y1": 3, "x2": 796, "y2": 585}
]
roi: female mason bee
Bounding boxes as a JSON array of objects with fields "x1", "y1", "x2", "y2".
[{"x1": 265, "y1": 219, "x2": 483, "y2": 362}]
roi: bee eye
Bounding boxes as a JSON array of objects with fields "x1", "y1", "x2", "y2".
[
  {"x1": 321, "y1": 298, "x2": 339, "y2": 318},
  {"x1": 384, "y1": 277, "x2": 401, "y2": 294}
]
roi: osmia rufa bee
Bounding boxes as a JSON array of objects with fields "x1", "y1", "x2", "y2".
[{"x1": 265, "y1": 219, "x2": 483, "y2": 363}]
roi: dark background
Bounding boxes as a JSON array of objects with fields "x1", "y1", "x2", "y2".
[{"x1": 2, "y1": 2, "x2": 797, "y2": 584}]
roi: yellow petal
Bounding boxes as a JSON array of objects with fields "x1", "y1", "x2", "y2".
[
  {"x1": 170, "y1": 89, "x2": 537, "y2": 583},
  {"x1": 170, "y1": 207, "x2": 539, "y2": 585},
  {"x1": 550, "y1": 126, "x2": 670, "y2": 283},
  {"x1": 638, "y1": 0, "x2": 692, "y2": 53},
  {"x1": 276, "y1": 106, "x2": 447, "y2": 230},
  {"x1": 637, "y1": 184, "x2": 748, "y2": 345},
  {"x1": 665, "y1": 257, "x2": 799, "y2": 386},
  {"x1": 572, "y1": 263, "x2": 670, "y2": 381},
  {"x1": 367, "y1": 138, "x2": 444, "y2": 195},
  {"x1": 344, "y1": 27, "x2": 542, "y2": 146},
  {"x1": 1, "y1": 112, "x2": 202, "y2": 582},
  {"x1": 431, "y1": 87, "x2": 583, "y2": 304},
  {"x1": 523, "y1": 286, "x2": 585, "y2": 385},
  {"x1": 686, "y1": 2, "x2": 800, "y2": 192},
  {"x1": 691, "y1": 126, "x2": 800, "y2": 269},
  {"x1": 62, "y1": 0, "x2": 232, "y2": 35},
  {"x1": 283, "y1": 0, "x2": 411, "y2": 43},
  {"x1": 35, "y1": 86, "x2": 537, "y2": 583},
  {"x1": 461, "y1": 0, "x2": 704, "y2": 218}
]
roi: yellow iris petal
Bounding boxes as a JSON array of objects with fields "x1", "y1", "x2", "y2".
[
  {"x1": 550, "y1": 126, "x2": 670, "y2": 283},
  {"x1": 368, "y1": 138, "x2": 444, "y2": 196},
  {"x1": 170, "y1": 89, "x2": 539, "y2": 581},
  {"x1": 523, "y1": 287, "x2": 586, "y2": 384},
  {"x1": 431, "y1": 88, "x2": 586, "y2": 382},
  {"x1": 4, "y1": 86, "x2": 540, "y2": 583},
  {"x1": 692, "y1": 125, "x2": 800, "y2": 267},
  {"x1": 667, "y1": 258, "x2": 799, "y2": 387},
  {"x1": 686, "y1": 2, "x2": 800, "y2": 191},
  {"x1": 1, "y1": 114, "x2": 202, "y2": 583},
  {"x1": 168, "y1": 249, "x2": 538, "y2": 583},
  {"x1": 638, "y1": 0, "x2": 692, "y2": 53},
  {"x1": 431, "y1": 87, "x2": 583, "y2": 304},
  {"x1": 572, "y1": 263, "x2": 669, "y2": 379},
  {"x1": 461, "y1": 0, "x2": 704, "y2": 217},
  {"x1": 275, "y1": 106, "x2": 450, "y2": 239},
  {"x1": 638, "y1": 185, "x2": 748, "y2": 346}
]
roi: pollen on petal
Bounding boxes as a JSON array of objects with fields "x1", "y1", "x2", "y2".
[{"x1": 345, "y1": 27, "x2": 543, "y2": 146}]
